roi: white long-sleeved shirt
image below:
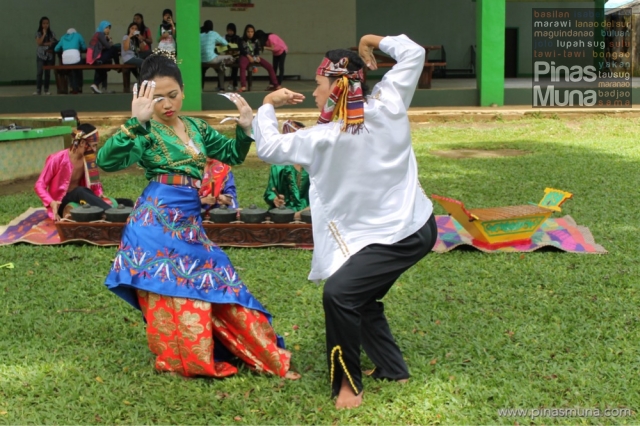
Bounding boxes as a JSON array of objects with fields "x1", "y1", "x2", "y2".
[{"x1": 253, "y1": 34, "x2": 433, "y2": 281}]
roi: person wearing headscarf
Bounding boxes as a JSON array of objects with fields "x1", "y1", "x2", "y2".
[
  {"x1": 263, "y1": 120, "x2": 310, "y2": 218},
  {"x1": 54, "y1": 28, "x2": 86, "y2": 93},
  {"x1": 34, "y1": 124, "x2": 132, "y2": 220},
  {"x1": 87, "y1": 20, "x2": 116, "y2": 94},
  {"x1": 253, "y1": 34, "x2": 437, "y2": 409}
]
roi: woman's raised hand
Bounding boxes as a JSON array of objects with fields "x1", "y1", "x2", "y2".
[
  {"x1": 226, "y1": 93, "x2": 254, "y2": 134},
  {"x1": 131, "y1": 80, "x2": 158, "y2": 124}
]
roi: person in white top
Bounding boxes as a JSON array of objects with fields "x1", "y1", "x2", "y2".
[{"x1": 253, "y1": 34, "x2": 437, "y2": 409}]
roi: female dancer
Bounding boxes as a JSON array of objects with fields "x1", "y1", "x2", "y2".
[{"x1": 97, "y1": 51, "x2": 299, "y2": 380}]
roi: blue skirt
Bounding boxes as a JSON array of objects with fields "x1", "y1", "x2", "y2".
[{"x1": 105, "y1": 182, "x2": 279, "y2": 334}]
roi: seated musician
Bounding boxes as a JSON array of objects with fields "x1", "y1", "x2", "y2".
[
  {"x1": 262, "y1": 120, "x2": 310, "y2": 220},
  {"x1": 199, "y1": 158, "x2": 238, "y2": 209},
  {"x1": 34, "y1": 123, "x2": 133, "y2": 220}
]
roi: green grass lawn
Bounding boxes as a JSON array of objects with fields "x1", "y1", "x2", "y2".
[{"x1": 1, "y1": 117, "x2": 639, "y2": 424}]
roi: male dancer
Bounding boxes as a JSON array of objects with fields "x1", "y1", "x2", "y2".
[
  {"x1": 35, "y1": 124, "x2": 131, "y2": 220},
  {"x1": 253, "y1": 34, "x2": 438, "y2": 408}
]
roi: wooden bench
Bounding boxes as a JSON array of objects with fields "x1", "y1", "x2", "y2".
[
  {"x1": 43, "y1": 63, "x2": 137, "y2": 94},
  {"x1": 202, "y1": 62, "x2": 253, "y2": 91},
  {"x1": 350, "y1": 45, "x2": 446, "y2": 89}
]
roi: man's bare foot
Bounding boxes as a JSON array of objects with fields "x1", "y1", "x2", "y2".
[
  {"x1": 363, "y1": 369, "x2": 409, "y2": 383},
  {"x1": 335, "y1": 376, "x2": 363, "y2": 409},
  {"x1": 285, "y1": 371, "x2": 301, "y2": 380}
]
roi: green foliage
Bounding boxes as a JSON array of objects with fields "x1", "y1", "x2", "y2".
[{"x1": 1, "y1": 117, "x2": 639, "y2": 424}]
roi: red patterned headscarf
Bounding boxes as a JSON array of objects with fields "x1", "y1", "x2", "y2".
[
  {"x1": 316, "y1": 57, "x2": 365, "y2": 134},
  {"x1": 72, "y1": 128, "x2": 98, "y2": 149},
  {"x1": 200, "y1": 159, "x2": 230, "y2": 199},
  {"x1": 72, "y1": 126, "x2": 102, "y2": 194}
]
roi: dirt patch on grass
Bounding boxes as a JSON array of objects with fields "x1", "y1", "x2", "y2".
[{"x1": 430, "y1": 149, "x2": 531, "y2": 159}]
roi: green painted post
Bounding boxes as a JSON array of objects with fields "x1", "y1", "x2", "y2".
[
  {"x1": 176, "y1": 0, "x2": 202, "y2": 111},
  {"x1": 476, "y1": 0, "x2": 506, "y2": 106}
]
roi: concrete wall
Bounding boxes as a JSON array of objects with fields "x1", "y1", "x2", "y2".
[
  {"x1": 1, "y1": 0, "x2": 95, "y2": 84},
  {"x1": 356, "y1": 0, "x2": 476, "y2": 72},
  {"x1": 506, "y1": 1, "x2": 596, "y2": 76}
]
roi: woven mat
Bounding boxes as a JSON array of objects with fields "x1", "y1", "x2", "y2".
[
  {"x1": 0, "y1": 208, "x2": 607, "y2": 254},
  {"x1": 433, "y1": 214, "x2": 607, "y2": 253}
]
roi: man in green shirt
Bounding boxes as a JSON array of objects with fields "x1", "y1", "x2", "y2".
[{"x1": 263, "y1": 120, "x2": 310, "y2": 220}]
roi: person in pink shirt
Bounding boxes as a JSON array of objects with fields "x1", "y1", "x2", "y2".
[
  {"x1": 34, "y1": 124, "x2": 132, "y2": 220},
  {"x1": 256, "y1": 30, "x2": 288, "y2": 85}
]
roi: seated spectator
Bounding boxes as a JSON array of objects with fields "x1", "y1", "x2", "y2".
[
  {"x1": 263, "y1": 120, "x2": 310, "y2": 220},
  {"x1": 121, "y1": 23, "x2": 147, "y2": 77},
  {"x1": 255, "y1": 30, "x2": 288, "y2": 85},
  {"x1": 87, "y1": 21, "x2": 118, "y2": 94},
  {"x1": 34, "y1": 124, "x2": 133, "y2": 221},
  {"x1": 200, "y1": 20, "x2": 234, "y2": 91},
  {"x1": 133, "y1": 13, "x2": 153, "y2": 56},
  {"x1": 225, "y1": 23, "x2": 243, "y2": 91},
  {"x1": 54, "y1": 28, "x2": 86, "y2": 94},
  {"x1": 200, "y1": 158, "x2": 238, "y2": 210},
  {"x1": 239, "y1": 24, "x2": 280, "y2": 92}
]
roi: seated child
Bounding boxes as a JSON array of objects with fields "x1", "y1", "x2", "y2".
[
  {"x1": 199, "y1": 158, "x2": 238, "y2": 210},
  {"x1": 263, "y1": 120, "x2": 310, "y2": 220},
  {"x1": 34, "y1": 123, "x2": 133, "y2": 220}
]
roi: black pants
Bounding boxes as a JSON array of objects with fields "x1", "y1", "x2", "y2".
[
  {"x1": 36, "y1": 57, "x2": 55, "y2": 93},
  {"x1": 323, "y1": 214, "x2": 438, "y2": 397},
  {"x1": 67, "y1": 59, "x2": 85, "y2": 92},
  {"x1": 93, "y1": 47, "x2": 117, "y2": 88},
  {"x1": 229, "y1": 65, "x2": 238, "y2": 88},
  {"x1": 272, "y1": 52, "x2": 286, "y2": 85},
  {"x1": 58, "y1": 187, "x2": 133, "y2": 216}
]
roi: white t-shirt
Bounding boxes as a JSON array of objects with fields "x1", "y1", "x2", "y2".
[{"x1": 62, "y1": 49, "x2": 81, "y2": 65}]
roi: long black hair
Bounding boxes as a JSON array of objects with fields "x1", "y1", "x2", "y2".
[
  {"x1": 133, "y1": 13, "x2": 147, "y2": 35},
  {"x1": 201, "y1": 20, "x2": 213, "y2": 34},
  {"x1": 37, "y1": 16, "x2": 51, "y2": 38},
  {"x1": 139, "y1": 53, "x2": 183, "y2": 87},
  {"x1": 325, "y1": 49, "x2": 370, "y2": 96},
  {"x1": 127, "y1": 23, "x2": 141, "y2": 49},
  {"x1": 242, "y1": 24, "x2": 256, "y2": 41},
  {"x1": 254, "y1": 30, "x2": 270, "y2": 47}
]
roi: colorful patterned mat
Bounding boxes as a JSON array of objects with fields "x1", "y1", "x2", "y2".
[
  {"x1": 434, "y1": 214, "x2": 607, "y2": 254},
  {"x1": 0, "y1": 208, "x2": 607, "y2": 254}
]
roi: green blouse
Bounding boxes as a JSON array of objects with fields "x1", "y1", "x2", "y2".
[
  {"x1": 96, "y1": 116, "x2": 253, "y2": 181},
  {"x1": 263, "y1": 164, "x2": 310, "y2": 212}
]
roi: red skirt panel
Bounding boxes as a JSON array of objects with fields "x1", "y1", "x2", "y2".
[{"x1": 136, "y1": 290, "x2": 291, "y2": 377}]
